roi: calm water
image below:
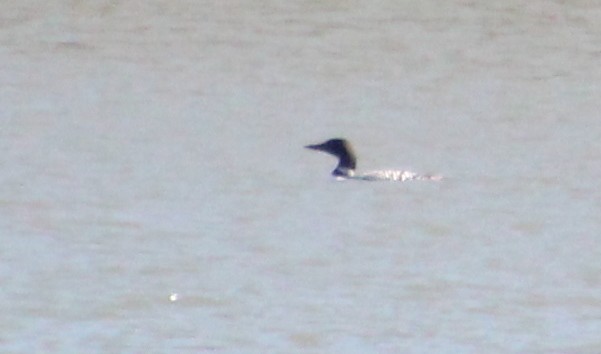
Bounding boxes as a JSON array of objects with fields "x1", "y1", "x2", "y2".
[{"x1": 1, "y1": 1, "x2": 601, "y2": 353}]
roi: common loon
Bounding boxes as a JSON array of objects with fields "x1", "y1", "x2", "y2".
[{"x1": 305, "y1": 138, "x2": 442, "y2": 181}]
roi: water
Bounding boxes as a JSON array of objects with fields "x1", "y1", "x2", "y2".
[{"x1": 1, "y1": 1, "x2": 601, "y2": 353}]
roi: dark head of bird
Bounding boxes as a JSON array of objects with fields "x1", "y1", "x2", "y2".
[{"x1": 305, "y1": 138, "x2": 357, "y2": 176}]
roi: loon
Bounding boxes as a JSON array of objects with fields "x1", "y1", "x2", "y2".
[{"x1": 305, "y1": 138, "x2": 442, "y2": 181}]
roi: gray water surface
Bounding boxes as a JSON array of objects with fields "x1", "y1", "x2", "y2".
[{"x1": 1, "y1": 1, "x2": 601, "y2": 353}]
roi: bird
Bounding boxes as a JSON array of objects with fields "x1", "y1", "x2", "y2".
[{"x1": 305, "y1": 138, "x2": 442, "y2": 181}]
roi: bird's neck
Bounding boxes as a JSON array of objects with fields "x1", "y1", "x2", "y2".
[
  {"x1": 333, "y1": 150, "x2": 356, "y2": 176},
  {"x1": 337, "y1": 150, "x2": 356, "y2": 170}
]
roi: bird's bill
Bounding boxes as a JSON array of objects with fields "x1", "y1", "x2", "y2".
[{"x1": 304, "y1": 143, "x2": 325, "y2": 151}]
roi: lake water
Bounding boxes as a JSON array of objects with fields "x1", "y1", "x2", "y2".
[{"x1": 1, "y1": 1, "x2": 600, "y2": 353}]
